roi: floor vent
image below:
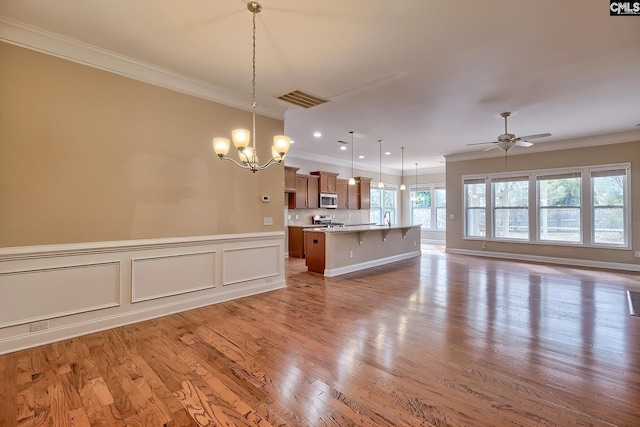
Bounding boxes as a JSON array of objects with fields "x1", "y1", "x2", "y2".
[{"x1": 277, "y1": 89, "x2": 328, "y2": 108}]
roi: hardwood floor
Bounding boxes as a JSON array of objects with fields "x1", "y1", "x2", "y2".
[{"x1": 1, "y1": 245, "x2": 639, "y2": 426}]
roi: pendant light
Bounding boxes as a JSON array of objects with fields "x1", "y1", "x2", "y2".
[
  {"x1": 377, "y1": 139, "x2": 384, "y2": 188},
  {"x1": 212, "y1": 2, "x2": 291, "y2": 172},
  {"x1": 348, "y1": 131, "x2": 356, "y2": 185},
  {"x1": 412, "y1": 162, "x2": 418, "y2": 203},
  {"x1": 400, "y1": 146, "x2": 406, "y2": 191}
]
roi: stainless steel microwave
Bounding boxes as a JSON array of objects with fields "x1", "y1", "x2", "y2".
[{"x1": 319, "y1": 193, "x2": 338, "y2": 209}]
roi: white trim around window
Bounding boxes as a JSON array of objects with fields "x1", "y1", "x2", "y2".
[
  {"x1": 462, "y1": 163, "x2": 631, "y2": 250},
  {"x1": 409, "y1": 184, "x2": 446, "y2": 230}
]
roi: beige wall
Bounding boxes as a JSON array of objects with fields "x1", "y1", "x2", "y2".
[
  {"x1": 446, "y1": 141, "x2": 640, "y2": 265},
  {"x1": 0, "y1": 42, "x2": 285, "y2": 247}
]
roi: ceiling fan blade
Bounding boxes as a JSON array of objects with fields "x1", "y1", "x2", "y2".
[
  {"x1": 515, "y1": 140, "x2": 533, "y2": 147},
  {"x1": 518, "y1": 133, "x2": 551, "y2": 141},
  {"x1": 467, "y1": 141, "x2": 497, "y2": 146},
  {"x1": 483, "y1": 145, "x2": 498, "y2": 152}
]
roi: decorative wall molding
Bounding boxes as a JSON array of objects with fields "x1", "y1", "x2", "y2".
[
  {"x1": 0, "y1": 17, "x2": 285, "y2": 120},
  {"x1": 0, "y1": 261, "x2": 121, "y2": 328},
  {"x1": 131, "y1": 251, "x2": 217, "y2": 303},
  {"x1": 0, "y1": 232, "x2": 286, "y2": 355},
  {"x1": 222, "y1": 244, "x2": 281, "y2": 285},
  {"x1": 445, "y1": 248, "x2": 640, "y2": 272}
]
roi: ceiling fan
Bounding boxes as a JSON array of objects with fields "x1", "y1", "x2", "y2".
[{"x1": 468, "y1": 112, "x2": 551, "y2": 153}]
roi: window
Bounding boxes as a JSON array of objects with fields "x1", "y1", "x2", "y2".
[
  {"x1": 410, "y1": 189, "x2": 431, "y2": 228},
  {"x1": 464, "y1": 178, "x2": 486, "y2": 237},
  {"x1": 410, "y1": 185, "x2": 446, "y2": 230},
  {"x1": 493, "y1": 176, "x2": 529, "y2": 240},
  {"x1": 462, "y1": 163, "x2": 630, "y2": 249},
  {"x1": 592, "y1": 168, "x2": 627, "y2": 246},
  {"x1": 370, "y1": 186, "x2": 397, "y2": 225},
  {"x1": 537, "y1": 172, "x2": 581, "y2": 243},
  {"x1": 435, "y1": 188, "x2": 446, "y2": 230}
]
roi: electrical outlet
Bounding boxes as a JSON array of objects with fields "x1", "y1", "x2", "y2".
[
  {"x1": 30, "y1": 320, "x2": 49, "y2": 332},
  {"x1": 349, "y1": 250, "x2": 353, "y2": 258},
  {"x1": 482, "y1": 242, "x2": 487, "y2": 249},
  {"x1": 414, "y1": 241, "x2": 417, "y2": 246},
  {"x1": 635, "y1": 251, "x2": 640, "y2": 258},
  {"x1": 266, "y1": 277, "x2": 273, "y2": 283}
]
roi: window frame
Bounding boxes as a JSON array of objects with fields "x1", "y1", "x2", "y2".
[
  {"x1": 370, "y1": 185, "x2": 398, "y2": 225},
  {"x1": 462, "y1": 163, "x2": 631, "y2": 249},
  {"x1": 409, "y1": 184, "x2": 446, "y2": 230},
  {"x1": 492, "y1": 175, "x2": 530, "y2": 241},
  {"x1": 463, "y1": 177, "x2": 487, "y2": 238},
  {"x1": 536, "y1": 171, "x2": 583, "y2": 244},
  {"x1": 589, "y1": 166, "x2": 630, "y2": 247}
]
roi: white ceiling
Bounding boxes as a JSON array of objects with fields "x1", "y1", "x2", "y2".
[{"x1": 1, "y1": 1, "x2": 639, "y2": 173}]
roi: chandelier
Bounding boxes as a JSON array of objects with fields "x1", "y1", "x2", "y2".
[{"x1": 212, "y1": 2, "x2": 291, "y2": 172}]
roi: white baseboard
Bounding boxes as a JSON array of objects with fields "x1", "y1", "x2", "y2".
[
  {"x1": 324, "y1": 251, "x2": 422, "y2": 277},
  {"x1": 445, "y1": 248, "x2": 640, "y2": 272}
]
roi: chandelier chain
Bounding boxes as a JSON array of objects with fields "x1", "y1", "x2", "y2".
[{"x1": 251, "y1": 8, "x2": 257, "y2": 149}]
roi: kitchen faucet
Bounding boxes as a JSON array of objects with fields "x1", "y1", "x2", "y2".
[{"x1": 384, "y1": 211, "x2": 391, "y2": 226}]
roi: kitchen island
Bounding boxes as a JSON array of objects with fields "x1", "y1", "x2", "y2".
[{"x1": 304, "y1": 225, "x2": 421, "y2": 277}]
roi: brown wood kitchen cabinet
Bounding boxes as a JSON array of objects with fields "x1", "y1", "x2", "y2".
[
  {"x1": 304, "y1": 230, "x2": 325, "y2": 274},
  {"x1": 356, "y1": 177, "x2": 372, "y2": 210},
  {"x1": 290, "y1": 174, "x2": 319, "y2": 209},
  {"x1": 284, "y1": 166, "x2": 298, "y2": 193},
  {"x1": 310, "y1": 171, "x2": 338, "y2": 194},
  {"x1": 336, "y1": 178, "x2": 348, "y2": 209},
  {"x1": 288, "y1": 226, "x2": 306, "y2": 258}
]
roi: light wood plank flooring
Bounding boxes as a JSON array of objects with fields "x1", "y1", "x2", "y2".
[{"x1": 1, "y1": 245, "x2": 639, "y2": 426}]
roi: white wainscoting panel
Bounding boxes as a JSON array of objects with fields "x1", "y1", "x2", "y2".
[
  {"x1": 131, "y1": 251, "x2": 216, "y2": 303},
  {"x1": 0, "y1": 261, "x2": 120, "y2": 328},
  {"x1": 0, "y1": 232, "x2": 285, "y2": 355},
  {"x1": 223, "y1": 244, "x2": 281, "y2": 286}
]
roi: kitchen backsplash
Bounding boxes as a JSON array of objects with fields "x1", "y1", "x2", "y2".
[{"x1": 287, "y1": 209, "x2": 371, "y2": 226}]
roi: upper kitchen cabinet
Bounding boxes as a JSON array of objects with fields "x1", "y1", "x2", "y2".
[
  {"x1": 356, "y1": 177, "x2": 372, "y2": 210},
  {"x1": 336, "y1": 179, "x2": 348, "y2": 209},
  {"x1": 310, "y1": 171, "x2": 339, "y2": 194},
  {"x1": 290, "y1": 174, "x2": 319, "y2": 209},
  {"x1": 284, "y1": 166, "x2": 298, "y2": 193}
]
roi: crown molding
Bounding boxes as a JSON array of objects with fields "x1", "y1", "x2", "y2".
[
  {"x1": 285, "y1": 150, "x2": 445, "y2": 176},
  {"x1": 0, "y1": 17, "x2": 286, "y2": 120},
  {"x1": 444, "y1": 129, "x2": 640, "y2": 163}
]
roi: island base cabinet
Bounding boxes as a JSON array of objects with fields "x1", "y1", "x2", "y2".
[
  {"x1": 305, "y1": 231, "x2": 325, "y2": 274},
  {"x1": 288, "y1": 226, "x2": 305, "y2": 258}
]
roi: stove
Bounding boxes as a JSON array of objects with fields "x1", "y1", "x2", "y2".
[{"x1": 312, "y1": 215, "x2": 344, "y2": 227}]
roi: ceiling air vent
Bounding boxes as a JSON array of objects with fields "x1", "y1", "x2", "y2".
[{"x1": 276, "y1": 89, "x2": 328, "y2": 109}]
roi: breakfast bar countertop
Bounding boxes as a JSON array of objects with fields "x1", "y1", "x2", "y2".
[{"x1": 302, "y1": 224, "x2": 420, "y2": 233}]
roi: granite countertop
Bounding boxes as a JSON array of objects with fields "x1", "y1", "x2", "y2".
[{"x1": 303, "y1": 224, "x2": 420, "y2": 233}]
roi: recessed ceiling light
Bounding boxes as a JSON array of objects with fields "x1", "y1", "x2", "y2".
[
  {"x1": 384, "y1": 151, "x2": 391, "y2": 156},
  {"x1": 358, "y1": 155, "x2": 364, "y2": 159},
  {"x1": 290, "y1": 139, "x2": 295, "y2": 144},
  {"x1": 340, "y1": 146, "x2": 347, "y2": 151},
  {"x1": 313, "y1": 131, "x2": 322, "y2": 138}
]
